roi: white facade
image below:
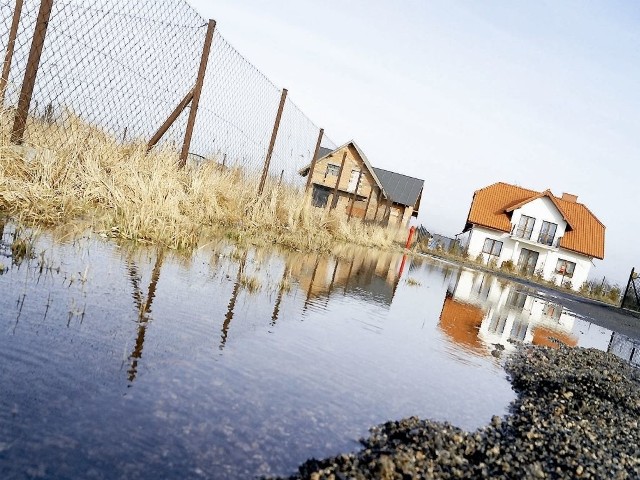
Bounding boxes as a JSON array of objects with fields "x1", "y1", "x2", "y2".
[{"x1": 464, "y1": 197, "x2": 593, "y2": 290}]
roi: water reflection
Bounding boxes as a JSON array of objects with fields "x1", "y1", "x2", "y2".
[
  {"x1": 0, "y1": 227, "x2": 635, "y2": 480},
  {"x1": 220, "y1": 250, "x2": 248, "y2": 350},
  {"x1": 608, "y1": 332, "x2": 640, "y2": 366},
  {"x1": 126, "y1": 250, "x2": 164, "y2": 382},
  {"x1": 440, "y1": 269, "x2": 578, "y2": 356},
  {"x1": 289, "y1": 249, "x2": 406, "y2": 308}
]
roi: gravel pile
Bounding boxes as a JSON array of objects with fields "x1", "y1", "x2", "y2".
[{"x1": 281, "y1": 346, "x2": 640, "y2": 479}]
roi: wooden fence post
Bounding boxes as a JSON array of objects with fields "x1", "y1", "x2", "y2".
[
  {"x1": 305, "y1": 127, "x2": 324, "y2": 192},
  {"x1": 147, "y1": 89, "x2": 194, "y2": 150},
  {"x1": 0, "y1": 0, "x2": 24, "y2": 107},
  {"x1": 329, "y1": 151, "x2": 348, "y2": 210},
  {"x1": 347, "y1": 169, "x2": 363, "y2": 222},
  {"x1": 362, "y1": 186, "x2": 373, "y2": 221},
  {"x1": 179, "y1": 19, "x2": 215, "y2": 168},
  {"x1": 10, "y1": 0, "x2": 53, "y2": 144},
  {"x1": 258, "y1": 87, "x2": 287, "y2": 195}
]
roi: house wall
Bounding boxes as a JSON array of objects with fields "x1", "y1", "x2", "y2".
[
  {"x1": 310, "y1": 144, "x2": 392, "y2": 221},
  {"x1": 510, "y1": 197, "x2": 568, "y2": 245},
  {"x1": 467, "y1": 221, "x2": 593, "y2": 291},
  {"x1": 308, "y1": 144, "x2": 417, "y2": 230}
]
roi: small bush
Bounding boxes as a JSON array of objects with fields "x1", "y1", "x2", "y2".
[{"x1": 501, "y1": 260, "x2": 515, "y2": 273}]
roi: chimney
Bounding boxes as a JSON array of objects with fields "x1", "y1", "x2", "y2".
[{"x1": 561, "y1": 193, "x2": 578, "y2": 203}]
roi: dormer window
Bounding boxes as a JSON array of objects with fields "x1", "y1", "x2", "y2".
[
  {"x1": 538, "y1": 221, "x2": 558, "y2": 246},
  {"x1": 513, "y1": 215, "x2": 535, "y2": 240}
]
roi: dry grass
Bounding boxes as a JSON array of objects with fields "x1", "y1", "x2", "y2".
[{"x1": 0, "y1": 110, "x2": 402, "y2": 252}]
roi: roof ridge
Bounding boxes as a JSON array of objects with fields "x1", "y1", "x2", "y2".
[{"x1": 372, "y1": 166, "x2": 425, "y2": 182}]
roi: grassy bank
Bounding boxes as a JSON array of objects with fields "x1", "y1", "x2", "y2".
[{"x1": 0, "y1": 110, "x2": 401, "y2": 252}]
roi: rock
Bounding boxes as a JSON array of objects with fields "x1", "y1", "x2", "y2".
[{"x1": 279, "y1": 346, "x2": 640, "y2": 480}]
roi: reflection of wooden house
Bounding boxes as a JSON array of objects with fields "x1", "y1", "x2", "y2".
[
  {"x1": 288, "y1": 248, "x2": 404, "y2": 307},
  {"x1": 299, "y1": 141, "x2": 424, "y2": 228}
]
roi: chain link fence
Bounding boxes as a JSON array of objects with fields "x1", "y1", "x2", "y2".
[
  {"x1": 621, "y1": 267, "x2": 639, "y2": 312},
  {"x1": 0, "y1": 0, "x2": 335, "y2": 189},
  {"x1": 608, "y1": 331, "x2": 640, "y2": 367}
]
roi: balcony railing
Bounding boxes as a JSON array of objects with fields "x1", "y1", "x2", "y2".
[
  {"x1": 537, "y1": 233, "x2": 555, "y2": 246},
  {"x1": 511, "y1": 226, "x2": 563, "y2": 248},
  {"x1": 511, "y1": 225, "x2": 533, "y2": 240}
]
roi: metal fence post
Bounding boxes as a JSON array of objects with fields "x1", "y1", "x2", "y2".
[
  {"x1": 0, "y1": 0, "x2": 24, "y2": 107},
  {"x1": 10, "y1": 0, "x2": 53, "y2": 144},
  {"x1": 258, "y1": 88, "x2": 287, "y2": 195},
  {"x1": 305, "y1": 127, "x2": 324, "y2": 192},
  {"x1": 179, "y1": 19, "x2": 215, "y2": 168}
]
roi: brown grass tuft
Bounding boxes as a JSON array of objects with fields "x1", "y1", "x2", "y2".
[{"x1": 0, "y1": 110, "x2": 403, "y2": 252}]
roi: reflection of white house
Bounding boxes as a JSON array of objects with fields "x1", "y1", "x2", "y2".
[
  {"x1": 460, "y1": 183, "x2": 605, "y2": 291},
  {"x1": 439, "y1": 269, "x2": 578, "y2": 355}
]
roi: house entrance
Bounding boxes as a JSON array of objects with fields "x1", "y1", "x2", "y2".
[{"x1": 517, "y1": 248, "x2": 539, "y2": 276}]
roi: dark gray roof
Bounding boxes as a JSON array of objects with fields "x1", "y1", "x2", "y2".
[
  {"x1": 316, "y1": 146, "x2": 333, "y2": 159},
  {"x1": 372, "y1": 167, "x2": 424, "y2": 208}
]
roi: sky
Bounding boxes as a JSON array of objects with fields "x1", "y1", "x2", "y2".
[{"x1": 187, "y1": 0, "x2": 640, "y2": 286}]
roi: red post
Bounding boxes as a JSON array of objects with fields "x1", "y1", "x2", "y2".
[{"x1": 405, "y1": 226, "x2": 416, "y2": 249}]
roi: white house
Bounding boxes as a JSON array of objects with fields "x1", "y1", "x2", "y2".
[{"x1": 460, "y1": 182, "x2": 605, "y2": 291}]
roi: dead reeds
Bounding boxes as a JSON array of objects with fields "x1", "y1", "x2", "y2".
[{"x1": 0, "y1": 110, "x2": 402, "y2": 252}]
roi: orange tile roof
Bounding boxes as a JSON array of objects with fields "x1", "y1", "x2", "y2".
[
  {"x1": 438, "y1": 294, "x2": 485, "y2": 354},
  {"x1": 464, "y1": 182, "x2": 605, "y2": 259}
]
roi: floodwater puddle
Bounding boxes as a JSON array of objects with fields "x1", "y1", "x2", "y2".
[{"x1": 0, "y1": 221, "x2": 635, "y2": 478}]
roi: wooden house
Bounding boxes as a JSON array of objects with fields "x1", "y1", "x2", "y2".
[{"x1": 299, "y1": 141, "x2": 424, "y2": 228}]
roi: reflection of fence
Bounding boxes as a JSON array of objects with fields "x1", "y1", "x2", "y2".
[
  {"x1": 621, "y1": 267, "x2": 639, "y2": 312},
  {"x1": 607, "y1": 331, "x2": 640, "y2": 367},
  {"x1": 0, "y1": 0, "x2": 334, "y2": 189}
]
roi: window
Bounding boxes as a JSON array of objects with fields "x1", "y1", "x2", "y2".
[
  {"x1": 482, "y1": 238, "x2": 503, "y2": 257},
  {"x1": 542, "y1": 302, "x2": 562, "y2": 321},
  {"x1": 513, "y1": 215, "x2": 535, "y2": 240},
  {"x1": 325, "y1": 164, "x2": 340, "y2": 177},
  {"x1": 556, "y1": 259, "x2": 576, "y2": 278},
  {"x1": 517, "y1": 248, "x2": 539, "y2": 276},
  {"x1": 311, "y1": 185, "x2": 331, "y2": 208},
  {"x1": 538, "y1": 221, "x2": 558, "y2": 246}
]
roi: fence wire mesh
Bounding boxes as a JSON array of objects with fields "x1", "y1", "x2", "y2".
[
  {"x1": 608, "y1": 332, "x2": 640, "y2": 367},
  {"x1": 621, "y1": 268, "x2": 639, "y2": 312},
  {"x1": 0, "y1": 0, "x2": 335, "y2": 189}
]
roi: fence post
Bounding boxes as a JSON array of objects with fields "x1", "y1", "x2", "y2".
[
  {"x1": 329, "y1": 151, "x2": 348, "y2": 210},
  {"x1": 405, "y1": 226, "x2": 416, "y2": 249},
  {"x1": 179, "y1": 19, "x2": 216, "y2": 168},
  {"x1": 10, "y1": 0, "x2": 53, "y2": 144},
  {"x1": 258, "y1": 88, "x2": 287, "y2": 195},
  {"x1": 305, "y1": 127, "x2": 324, "y2": 192},
  {"x1": 147, "y1": 88, "x2": 194, "y2": 151},
  {"x1": 0, "y1": 0, "x2": 24, "y2": 107},
  {"x1": 362, "y1": 186, "x2": 373, "y2": 221},
  {"x1": 347, "y1": 169, "x2": 363, "y2": 222},
  {"x1": 621, "y1": 267, "x2": 637, "y2": 309}
]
